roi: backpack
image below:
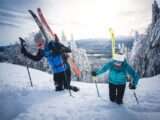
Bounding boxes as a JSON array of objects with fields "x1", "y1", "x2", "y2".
[{"x1": 44, "y1": 44, "x2": 67, "y2": 73}]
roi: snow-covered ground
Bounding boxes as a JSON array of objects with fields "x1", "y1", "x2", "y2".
[{"x1": 0, "y1": 63, "x2": 160, "y2": 120}]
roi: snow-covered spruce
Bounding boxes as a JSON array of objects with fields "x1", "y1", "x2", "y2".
[{"x1": 129, "y1": 1, "x2": 160, "y2": 77}]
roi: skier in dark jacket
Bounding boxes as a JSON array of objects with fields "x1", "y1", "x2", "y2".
[
  {"x1": 92, "y1": 52, "x2": 140, "y2": 104},
  {"x1": 21, "y1": 33, "x2": 78, "y2": 92}
]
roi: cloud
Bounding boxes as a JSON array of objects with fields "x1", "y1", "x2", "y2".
[
  {"x1": 0, "y1": 8, "x2": 30, "y2": 20},
  {"x1": 0, "y1": 21, "x2": 19, "y2": 28}
]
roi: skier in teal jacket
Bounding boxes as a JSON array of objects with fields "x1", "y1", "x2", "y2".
[{"x1": 92, "y1": 52, "x2": 140, "y2": 104}]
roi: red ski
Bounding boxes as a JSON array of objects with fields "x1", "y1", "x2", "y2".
[{"x1": 37, "y1": 8, "x2": 58, "y2": 42}]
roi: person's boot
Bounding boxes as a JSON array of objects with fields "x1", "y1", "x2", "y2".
[
  {"x1": 110, "y1": 99, "x2": 116, "y2": 103},
  {"x1": 55, "y1": 86, "x2": 64, "y2": 91},
  {"x1": 69, "y1": 86, "x2": 79, "y2": 92},
  {"x1": 116, "y1": 100, "x2": 123, "y2": 105}
]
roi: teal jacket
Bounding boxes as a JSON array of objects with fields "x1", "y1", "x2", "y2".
[{"x1": 96, "y1": 60, "x2": 139, "y2": 86}]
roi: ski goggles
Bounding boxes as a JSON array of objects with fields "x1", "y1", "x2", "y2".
[{"x1": 113, "y1": 61, "x2": 123, "y2": 67}]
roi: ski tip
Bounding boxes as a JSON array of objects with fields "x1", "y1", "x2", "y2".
[
  {"x1": 28, "y1": 9, "x2": 32, "y2": 13},
  {"x1": 37, "y1": 8, "x2": 41, "y2": 11},
  {"x1": 28, "y1": 10, "x2": 37, "y2": 18},
  {"x1": 28, "y1": 10, "x2": 34, "y2": 15},
  {"x1": 19, "y1": 37, "x2": 26, "y2": 45},
  {"x1": 19, "y1": 37, "x2": 24, "y2": 42},
  {"x1": 109, "y1": 28, "x2": 112, "y2": 32}
]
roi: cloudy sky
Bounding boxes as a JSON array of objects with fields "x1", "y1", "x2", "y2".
[{"x1": 0, "y1": 0, "x2": 159, "y2": 45}]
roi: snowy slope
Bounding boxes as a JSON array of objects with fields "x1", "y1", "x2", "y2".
[{"x1": 0, "y1": 63, "x2": 160, "y2": 120}]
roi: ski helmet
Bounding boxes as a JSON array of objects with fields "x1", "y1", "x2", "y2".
[
  {"x1": 113, "y1": 48, "x2": 125, "y2": 62},
  {"x1": 34, "y1": 32, "x2": 44, "y2": 43}
]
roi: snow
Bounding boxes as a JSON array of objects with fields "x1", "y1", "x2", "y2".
[{"x1": 0, "y1": 63, "x2": 160, "y2": 120}]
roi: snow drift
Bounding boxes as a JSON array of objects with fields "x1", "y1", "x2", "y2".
[{"x1": 0, "y1": 63, "x2": 160, "y2": 120}]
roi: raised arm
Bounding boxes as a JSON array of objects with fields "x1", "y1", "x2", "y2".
[{"x1": 21, "y1": 47, "x2": 44, "y2": 61}]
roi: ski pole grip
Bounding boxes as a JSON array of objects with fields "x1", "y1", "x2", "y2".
[{"x1": 19, "y1": 37, "x2": 26, "y2": 47}]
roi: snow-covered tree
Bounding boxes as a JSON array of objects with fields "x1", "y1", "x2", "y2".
[{"x1": 129, "y1": 0, "x2": 160, "y2": 77}]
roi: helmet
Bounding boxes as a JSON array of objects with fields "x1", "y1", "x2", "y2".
[
  {"x1": 34, "y1": 32, "x2": 44, "y2": 43},
  {"x1": 113, "y1": 54, "x2": 125, "y2": 62},
  {"x1": 113, "y1": 47, "x2": 126, "y2": 62}
]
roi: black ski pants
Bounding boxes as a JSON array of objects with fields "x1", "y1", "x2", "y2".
[
  {"x1": 54, "y1": 68, "x2": 71, "y2": 90},
  {"x1": 109, "y1": 83, "x2": 126, "y2": 104}
]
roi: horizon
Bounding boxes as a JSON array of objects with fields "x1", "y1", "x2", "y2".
[
  {"x1": 0, "y1": 36, "x2": 134, "y2": 47},
  {"x1": 0, "y1": 0, "x2": 158, "y2": 45}
]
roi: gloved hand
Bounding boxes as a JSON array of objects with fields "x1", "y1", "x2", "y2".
[
  {"x1": 48, "y1": 42, "x2": 61, "y2": 53},
  {"x1": 59, "y1": 47, "x2": 66, "y2": 53},
  {"x1": 129, "y1": 82, "x2": 136, "y2": 90},
  {"x1": 19, "y1": 37, "x2": 27, "y2": 55},
  {"x1": 91, "y1": 71, "x2": 97, "y2": 76}
]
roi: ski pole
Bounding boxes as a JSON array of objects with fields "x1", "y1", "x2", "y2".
[
  {"x1": 93, "y1": 76, "x2": 100, "y2": 97},
  {"x1": 19, "y1": 37, "x2": 33, "y2": 87},
  {"x1": 133, "y1": 91, "x2": 139, "y2": 104},
  {"x1": 26, "y1": 65, "x2": 33, "y2": 87}
]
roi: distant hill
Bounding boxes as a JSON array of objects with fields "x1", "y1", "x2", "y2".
[{"x1": 76, "y1": 37, "x2": 134, "y2": 54}]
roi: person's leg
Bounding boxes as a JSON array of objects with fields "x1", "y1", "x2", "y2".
[
  {"x1": 54, "y1": 72, "x2": 64, "y2": 91},
  {"x1": 64, "y1": 68, "x2": 79, "y2": 92},
  {"x1": 116, "y1": 84, "x2": 126, "y2": 104},
  {"x1": 64, "y1": 68, "x2": 71, "y2": 89},
  {"x1": 109, "y1": 83, "x2": 117, "y2": 102}
]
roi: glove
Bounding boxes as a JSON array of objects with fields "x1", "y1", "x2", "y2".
[
  {"x1": 48, "y1": 42, "x2": 61, "y2": 53},
  {"x1": 129, "y1": 82, "x2": 136, "y2": 90},
  {"x1": 19, "y1": 37, "x2": 27, "y2": 55},
  {"x1": 59, "y1": 47, "x2": 66, "y2": 53},
  {"x1": 91, "y1": 71, "x2": 97, "y2": 76}
]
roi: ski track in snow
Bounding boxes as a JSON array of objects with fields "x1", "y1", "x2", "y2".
[{"x1": 0, "y1": 63, "x2": 160, "y2": 120}]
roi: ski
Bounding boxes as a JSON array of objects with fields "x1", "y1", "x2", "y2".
[
  {"x1": 28, "y1": 10, "x2": 49, "y2": 45},
  {"x1": 109, "y1": 28, "x2": 116, "y2": 58}
]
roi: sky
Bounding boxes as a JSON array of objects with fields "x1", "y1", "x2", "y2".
[{"x1": 0, "y1": 0, "x2": 159, "y2": 45}]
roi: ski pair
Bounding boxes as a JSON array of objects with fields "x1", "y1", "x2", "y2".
[{"x1": 36, "y1": 8, "x2": 81, "y2": 78}]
